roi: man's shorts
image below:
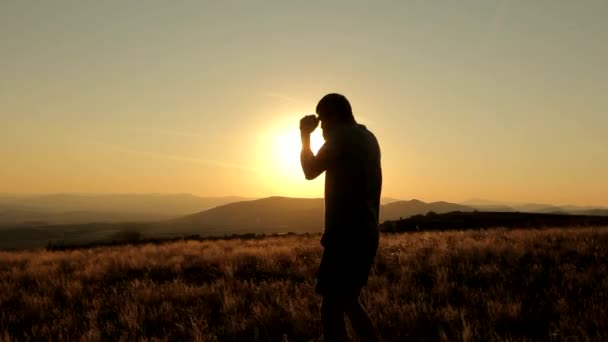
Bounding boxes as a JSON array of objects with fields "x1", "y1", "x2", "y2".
[{"x1": 315, "y1": 233, "x2": 379, "y2": 295}]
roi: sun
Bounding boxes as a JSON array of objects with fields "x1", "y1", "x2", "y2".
[{"x1": 254, "y1": 117, "x2": 326, "y2": 196}]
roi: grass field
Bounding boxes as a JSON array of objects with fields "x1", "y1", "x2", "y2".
[{"x1": 1, "y1": 227, "x2": 608, "y2": 341}]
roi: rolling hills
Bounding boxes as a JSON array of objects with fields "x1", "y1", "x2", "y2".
[
  {"x1": 2, "y1": 194, "x2": 608, "y2": 250},
  {"x1": 0, "y1": 194, "x2": 252, "y2": 227},
  {"x1": 151, "y1": 197, "x2": 477, "y2": 236}
]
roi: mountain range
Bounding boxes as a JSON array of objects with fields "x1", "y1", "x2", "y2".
[
  {"x1": 152, "y1": 197, "x2": 490, "y2": 236},
  {"x1": 461, "y1": 198, "x2": 608, "y2": 216},
  {"x1": 153, "y1": 197, "x2": 608, "y2": 236},
  {"x1": 0, "y1": 194, "x2": 406, "y2": 227},
  {"x1": 1, "y1": 194, "x2": 607, "y2": 249},
  {"x1": 0, "y1": 194, "x2": 251, "y2": 227},
  {"x1": 1, "y1": 193, "x2": 606, "y2": 231}
]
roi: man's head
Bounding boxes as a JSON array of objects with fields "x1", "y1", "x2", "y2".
[{"x1": 316, "y1": 94, "x2": 356, "y2": 136}]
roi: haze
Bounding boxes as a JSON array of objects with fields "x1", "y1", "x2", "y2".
[{"x1": 1, "y1": 1, "x2": 607, "y2": 206}]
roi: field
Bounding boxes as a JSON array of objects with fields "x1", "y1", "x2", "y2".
[{"x1": 1, "y1": 227, "x2": 608, "y2": 341}]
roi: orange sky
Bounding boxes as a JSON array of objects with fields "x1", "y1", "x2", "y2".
[{"x1": 1, "y1": 1, "x2": 607, "y2": 206}]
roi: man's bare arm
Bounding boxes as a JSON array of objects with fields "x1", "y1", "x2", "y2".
[
  {"x1": 299, "y1": 115, "x2": 326, "y2": 180},
  {"x1": 301, "y1": 132, "x2": 325, "y2": 180}
]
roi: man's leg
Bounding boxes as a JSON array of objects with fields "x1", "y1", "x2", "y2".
[
  {"x1": 344, "y1": 288, "x2": 378, "y2": 342},
  {"x1": 321, "y1": 294, "x2": 348, "y2": 342}
]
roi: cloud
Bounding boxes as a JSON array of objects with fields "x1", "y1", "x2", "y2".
[{"x1": 92, "y1": 141, "x2": 260, "y2": 173}]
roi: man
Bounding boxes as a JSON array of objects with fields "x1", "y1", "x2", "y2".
[{"x1": 300, "y1": 93, "x2": 381, "y2": 341}]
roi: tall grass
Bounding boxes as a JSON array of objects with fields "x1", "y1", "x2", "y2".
[{"x1": 1, "y1": 227, "x2": 608, "y2": 341}]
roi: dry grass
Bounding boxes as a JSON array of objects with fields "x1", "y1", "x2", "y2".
[{"x1": 1, "y1": 227, "x2": 608, "y2": 341}]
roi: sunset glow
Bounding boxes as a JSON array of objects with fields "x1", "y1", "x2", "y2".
[{"x1": 1, "y1": 1, "x2": 607, "y2": 206}]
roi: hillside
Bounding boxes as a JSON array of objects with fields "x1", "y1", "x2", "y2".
[
  {"x1": 461, "y1": 198, "x2": 608, "y2": 215},
  {"x1": 380, "y1": 199, "x2": 474, "y2": 221},
  {"x1": 159, "y1": 197, "x2": 325, "y2": 235},
  {"x1": 0, "y1": 194, "x2": 251, "y2": 226},
  {"x1": 3, "y1": 195, "x2": 608, "y2": 250},
  {"x1": 154, "y1": 197, "x2": 476, "y2": 236},
  {"x1": 2, "y1": 197, "x2": 477, "y2": 249}
]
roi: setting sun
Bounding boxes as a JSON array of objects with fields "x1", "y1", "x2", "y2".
[{"x1": 253, "y1": 120, "x2": 326, "y2": 197}]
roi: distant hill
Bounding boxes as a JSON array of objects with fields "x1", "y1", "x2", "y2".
[
  {"x1": 515, "y1": 203, "x2": 565, "y2": 214},
  {"x1": 0, "y1": 193, "x2": 251, "y2": 215},
  {"x1": 2, "y1": 194, "x2": 607, "y2": 250},
  {"x1": 0, "y1": 194, "x2": 252, "y2": 226},
  {"x1": 0, "y1": 196, "x2": 483, "y2": 229},
  {"x1": 380, "y1": 200, "x2": 474, "y2": 221},
  {"x1": 468, "y1": 204, "x2": 517, "y2": 212},
  {"x1": 380, "y1": 197, "x2": 402, "y2": 205},
  {"x1": 153, "y1": 197, "x2": 475, "y2": 236},
  {"x1": 462, "y1": 198, "x2": 608, "y2": 216},
  {"x1": 0, "y1": 206, "x2": 172, "y2": 227},
  {"x1": 156, "y1": 197, "x2": 325, "y2": 236},
  {"x1": 461, "y1": 198, "x2": 506, "y2": 207}
]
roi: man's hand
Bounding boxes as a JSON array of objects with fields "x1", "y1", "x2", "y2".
[{"x1": 300, "y1": 115, "x2": 319, "y2": 135}]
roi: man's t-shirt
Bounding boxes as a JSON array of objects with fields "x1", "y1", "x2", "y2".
[{"x1": 301, "y1": 123, "x2": 382, "y2": 248}]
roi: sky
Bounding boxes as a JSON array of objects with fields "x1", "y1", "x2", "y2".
[{"x1": 1, "y1": 1, "x2": 607, "y2": 206}]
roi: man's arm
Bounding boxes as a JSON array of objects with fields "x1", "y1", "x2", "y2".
[
  {"x1": 299, "y1": 114, "x2": 331, "y2": 180},
  {"x1": 301, "y1": 132, "x2": 326, "y2": 180}
]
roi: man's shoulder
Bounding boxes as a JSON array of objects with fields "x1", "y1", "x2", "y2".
[
  {"x1": 334, "y1": 124, "x2": 375, "y2": 139},
  {"x1": 329, "y1": 124, "x2": 379, "y2": 154},
  {"x1": 355, "y1": 124, "x2": 379, "y2": 149}
]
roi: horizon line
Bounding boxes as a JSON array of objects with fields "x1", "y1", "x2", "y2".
[{"x1": 1, "y1": 192, "x2": 607, "y2": 209}]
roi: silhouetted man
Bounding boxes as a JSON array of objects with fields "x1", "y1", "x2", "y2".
[{"x1": 300, "y1": 93, "x2": 381, "y2": 342}]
